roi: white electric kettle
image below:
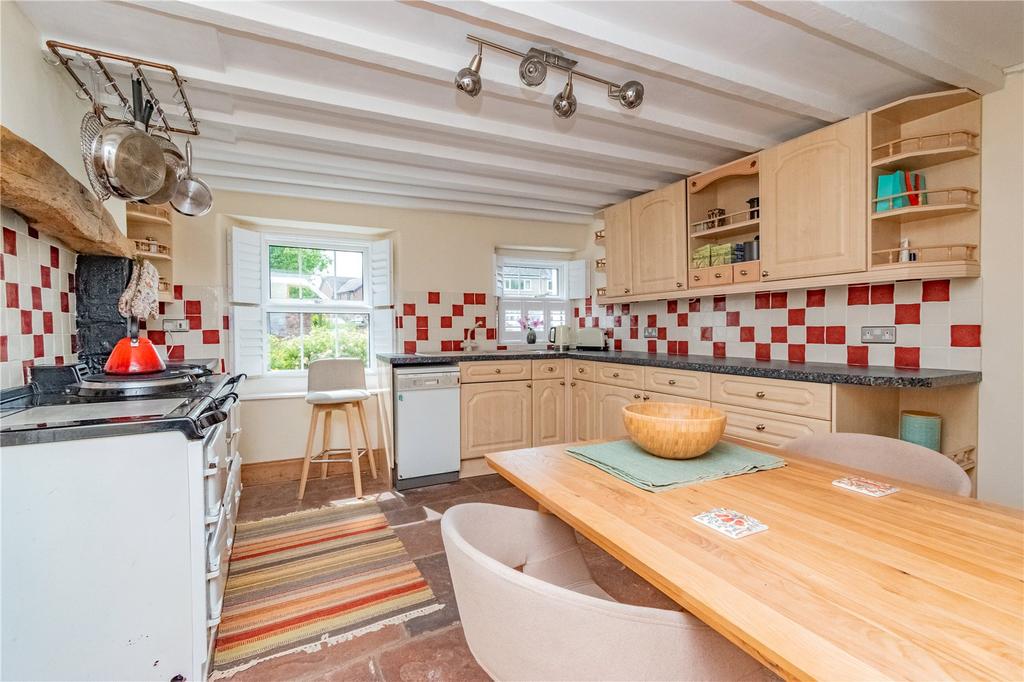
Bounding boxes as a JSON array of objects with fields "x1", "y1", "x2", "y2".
[{"x1": 549, "y1": 325, "x2": 573, "y2": 350}]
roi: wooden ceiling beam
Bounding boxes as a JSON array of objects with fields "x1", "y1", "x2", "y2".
[{"x1": 750, "y1": 1, "x2": 1006, "y2": 95}]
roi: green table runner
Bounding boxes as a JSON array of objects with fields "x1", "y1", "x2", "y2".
[{"x1": 566, "y1": 439, "x2": 785, "y2": 492}]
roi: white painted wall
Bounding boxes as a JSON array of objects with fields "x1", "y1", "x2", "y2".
[
  {"x1": 977, "y1": 69, "x2": 1024, "y2": 508},
  {"x1": 0, "y1": 2, "x2": 126, "y2": 232}
]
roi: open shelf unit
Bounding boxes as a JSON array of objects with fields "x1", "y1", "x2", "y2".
[
  {"x1": 868, "y1": 89, "x2": 980, "y2": 272},
  {"x1": 126, "y1": 203, "x2": 175, "y2": 300},
  {"x1": 686, "y1": 152, "x2": 761, "y2": 288}
]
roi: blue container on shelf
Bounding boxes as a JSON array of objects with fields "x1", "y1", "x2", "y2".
[{"x1": 900, "y1": 410, "x2": 942, "y2": 451}]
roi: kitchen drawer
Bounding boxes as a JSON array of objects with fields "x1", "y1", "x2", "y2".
[
  {"x1": 689, "y1": 265, "x2": 733, "y2": 288},
  {"x1": 532, "y1": 359, "x2": 566, "y2": 379},
  {"x1": 732, "y1": 261, "x2": 761, "y2": 283},
  {"x1": 460, "y1": 360, "x2": 531, "y2": 383},
  {"x1": 643, "y1": 391, "x2": 710, "y2": 407},
  {"x1": 717, "y1": 403, "x2": 831, "y2": 450},
  {"x1": 711, "y1": 374, "x2": 832, "y2": 420},
  {"x1": 594, "y1": 362, "x2": 643, "y2": 390},
  {"x1": 204, "y1": 423, "x2": 228, "y2": 469},
  {"x1": 207, "y1": 456, "x2": 241, "y2": 571},
  {"x1": 203, "y1": 457, "x2": 229, "y2": 518},
  {"x1": 643, "y1": 367, "x2": 710, "y2": 400},
  {"x1": 570, "y1": 360, "x2": 596, "y2": 381}
]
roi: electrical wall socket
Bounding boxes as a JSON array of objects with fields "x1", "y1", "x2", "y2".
[
  {"x1": 861, "y1": 326, "x2": 896, "y2": 344},
  {"x1": 643, "y1": 327, "x2": 659, "y2": 339},
  {"x1": 163, "y1": 319, "x2": 188, "y2": 332}
]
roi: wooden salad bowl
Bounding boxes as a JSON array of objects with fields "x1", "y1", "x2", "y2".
[{"x1": 622, "y1": 402, "x2": 726, "y2": 459}]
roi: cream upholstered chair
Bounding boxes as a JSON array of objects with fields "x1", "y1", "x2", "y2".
[
  {"x1": 298, "y1": 358, "x2": 377, "y2": 500},
  {"x1": 787, "y1": 432, "x2": 971, "y2": 496},
  {"x1": 441, "y1": 503, "x2": 765, "y2": 682}
]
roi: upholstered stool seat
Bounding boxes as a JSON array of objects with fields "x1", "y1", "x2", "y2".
[
  {"x1": 306, "y1": 389, "x2": 371, "y2": 404},
  {"x1": 297, "y1": 358, "x2": 379, "y2": 500}
]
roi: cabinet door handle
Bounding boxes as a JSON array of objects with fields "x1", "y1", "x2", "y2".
[
  {"x1": 559, "y1": 381, "x2": 565, "y2": 386},
  {"x1": 693, "y1": 274, "x2": 701, "y2": 281},
  {"x1": 667, "y1": 379, "x2": 677, "y2": 385},
  {"x1": 755, "y1": 423, "x2": 767, "y2": 431},
  {"x1": 676, "y1": 282, "x2": 683, "y2": 288},
  {"x1": 570, "y1": 381, "x2": 576, "y2": 387},
  {"x1": 633, "y1": 393, "x2": 641, "y2": 399},
  {"x1": 612, "y1": 372, "x2": 620, "y2": 378},
  {"x1": 545, "y1": 366, "x2": 554, "y2": 372},
  {"x1": 755, "y1": 391, "x2": 766, "y2": 399},
  {"x1": 624, "y1": 288, "x2": 631, "y2": 294},
  {"x1": 577, "y1": 367, "x2": 585, "y2": 374},
  {"x1": 739, "y1": 269, "x2": 748, "y2": 276},
  {"x1": 642, "y1": 394, "x2": 650, "y2": 401},
  {"x1": 714, "y1": 272, "x2": 723, "y2": 279},
  {"x1": 526, "y1": 383, "x2": 532, "y2": 388},
  {"x1": 495, "y1": 368, "x2": 501, "y2": 374},
  {"x1": 762, "y1": 270, "x2": 769, "y2": 278}
]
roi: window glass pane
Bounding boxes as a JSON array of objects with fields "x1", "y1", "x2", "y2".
[
  {"x1": 548, "y1": 307, "x2": 567, "y2": 328},
  {"x1": 503, "y1": 306, "x2": 524, "y2": 336},
  {"x1": 268, "y1": 245, "x2": 364, "y2": 302},
  {"x1": 502, "y1": 264, "x2": 559, "y2": 298},
  {"x1": 525, "y1": 308, "x2": 546, "y2": 332},
  {"x1": 267, "y1": 312, "x2": 369, "y2": 370}
]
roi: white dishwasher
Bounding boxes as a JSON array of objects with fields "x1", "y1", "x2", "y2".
[{"x1": 393, "y1": 365, "x2": 461, "y2": 490}]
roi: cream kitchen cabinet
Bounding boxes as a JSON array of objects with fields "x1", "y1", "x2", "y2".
[
  {"x1": 716, "y1": 404, "x2": 832, "y2": 450},
  {"x1": 533, "y1": 378, "x2": 567, "y2": 446},
  {"x1": 460, "y1": 380, "x2": 533, "y2": 461},
  {"x1": 759, "y1": 114, "x2": 867, "y2": 280},
  {"x1": 595, "y1": 383, "x2": 644, "y2": 440},
  {"x1": 629, "y1": 181, "x2": 687, "y2": 295},
  {"x1": 569, "y1": 379, "x2": 596, "y2": 441},
  {"x1": 603, "y1": 200, "x2": 633, "y2": 297}
]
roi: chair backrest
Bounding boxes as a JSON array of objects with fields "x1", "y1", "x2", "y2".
[
  {"x1": 306, "y1": 358, "x2": 366, "y2": 392},
  {"x1": 440, "y1": 503, "x2": 760, "y2": 682},
  {"x1": 786, "y1": 432, "x2": 971, "y2": 496}
]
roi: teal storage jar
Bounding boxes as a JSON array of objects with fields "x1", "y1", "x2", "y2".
[{"x1": 900, "y1": 410, "x2": 942, "y2": 451}]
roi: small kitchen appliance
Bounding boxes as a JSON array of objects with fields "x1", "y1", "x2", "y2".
[
  {"x1": 548, "y1": 324, "x2": 574, "y2": 350},
  {"x1": 103, "y1": 316, "x2": 166, "y2": 375},
  {"x1": 575, "y1": 327, "x2": 607, "y2": 351}
]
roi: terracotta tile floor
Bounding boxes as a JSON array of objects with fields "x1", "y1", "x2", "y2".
[{"x1": 229, "y1": 471, "x2": 679, "y2": 681}]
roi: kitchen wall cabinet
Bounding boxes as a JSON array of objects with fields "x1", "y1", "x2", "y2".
[
  {"x1": 629, "y1": 181, "x2": 688, "y2": 295},
  {"x1": 603, "y1": 200, "x2": 633, "y2": 298},
  {"x1": 569, "y1": 379, "x2": 596, "y2": 441},
  {"x1": 460, "y1": 380, "x2": 532, "y2": 461},
  {"x1": 533, "y1": 378, "x2": 567, "y2": 446},
  {"x1": 759, "y1": 114, "x2": 867, "y2": 280}
]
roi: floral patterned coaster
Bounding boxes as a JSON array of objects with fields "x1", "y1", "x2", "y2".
[
  {"x1": 832, "y1": 476, "x2": 900, "y2": 497},
  {"x1": 692, "y1": 508, "x2": 769, "y2": 539}
]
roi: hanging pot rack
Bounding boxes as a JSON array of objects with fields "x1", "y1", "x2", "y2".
[{"x1": 45, "y1": 40, "x2": 200, "y2": 136}]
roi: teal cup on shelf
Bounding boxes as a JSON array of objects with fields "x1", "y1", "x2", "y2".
[{"x1": 900, "y1": 410, "x2": 942, "y2": 451}]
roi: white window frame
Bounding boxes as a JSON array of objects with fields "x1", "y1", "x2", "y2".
[
  {"x1": 261, "y1": 234, "x2": 373, "y2": 375},
  {"x1": 498, "y1": 257, "x2": 570, "y2": 345}
]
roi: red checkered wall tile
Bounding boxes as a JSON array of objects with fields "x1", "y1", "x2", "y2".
[
  {"x1": 139, "y1": 283, "x2": 228, "y2": 374},
  {"x1": 396, "y1": 290, "x2": 497, "y2": 353},
  {"x1": 1, "y1": 211, "x2": 78, "y2": 387}
]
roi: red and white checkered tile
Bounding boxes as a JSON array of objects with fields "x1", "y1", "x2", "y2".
[
  {"x1": 396, "y1": 290, "x2": 500, "y2": 353},
  {"x1": 141, "y1": 284, "x2": 229, "y2": 373},
  {"x1": 575, "y1": 279, "x2": 981, "y2": 370},
  {"x1": 1, "y1": 209, "x2": 78, "y2": 387}
]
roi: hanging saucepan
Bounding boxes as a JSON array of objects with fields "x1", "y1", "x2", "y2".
[
  {"x1": 91, "y1": 78, "x2": 165, "y2": 201},
  {"x1": 142, "y1": 127, "x2": 185, "y2": 206},
  {"x1": 169, "y1": 140, "x2": 213, "y2": 217}
]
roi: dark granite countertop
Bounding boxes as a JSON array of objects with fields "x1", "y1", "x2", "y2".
[{"x1": 377, "y1": 350, "x2": 981, "y2": 388}]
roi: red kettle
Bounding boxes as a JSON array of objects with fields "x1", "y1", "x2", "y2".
[{"x1": 104, "y1": 316, "x2": 166, "y2": 375}]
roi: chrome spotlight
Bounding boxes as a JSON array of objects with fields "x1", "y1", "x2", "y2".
[
  {"x1": 518, "y1": 49, "x2": 548, "y2": 87},
  {"x1": 455, "y1": 46, "x2": 483, "y2": 97},
  {"x1": 552, "y1": 73, "x2": 577, "y2": 119},
  {"x1": 609, "y1": 80, "x2": 644, "y2": 109}
]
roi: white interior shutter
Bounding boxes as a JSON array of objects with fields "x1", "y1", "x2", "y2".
[
  {"x1": 370, "y1": 239, "x2": 395, "y2": 357},
  {"x1": 567, "y1": 259, "x2": 589, "y2": 300},
  {"x1": 493, "y1": 254, "x2": 505, "y2": 298},
  {"x1": 232, "y1": 305, "x2": 265, "y2": 376},
  {"x1": 370, "y1": 238, "x2": 393, "y2": 307},
  {"x1": 230, "y1": 226, "x2": 262, "y2": 304}
]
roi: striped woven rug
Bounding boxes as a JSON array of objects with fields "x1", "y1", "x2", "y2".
[{"x1": 210, "y1": 501, "x2": 443, "y2": 678}]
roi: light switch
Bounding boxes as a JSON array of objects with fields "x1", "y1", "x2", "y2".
[
  {"x1": 163, "y1": 319, "x2": 189, "y2": 332},
  {"x1": 861, "y1": 326, "x2": 896, "y2": 344}
]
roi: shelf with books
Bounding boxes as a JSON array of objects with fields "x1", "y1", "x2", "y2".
[{"x1": 871, "y1": 187, "x2": 979, "y2": 224}]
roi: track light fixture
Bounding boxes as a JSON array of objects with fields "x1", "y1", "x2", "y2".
[
  {"x1": 552, "y1": 72, "x2": 577, "y2": 119},
  {"x1": 454, "y1": 35, "x2": 645, "y2": 116},
  {"x1": 455, "y1": 43, "x2": 483, "y2": 97}
]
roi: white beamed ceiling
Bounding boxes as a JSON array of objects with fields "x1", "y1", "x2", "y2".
[{"x1": 19, "y1": 0, "x2": 1023, "y2": 224}]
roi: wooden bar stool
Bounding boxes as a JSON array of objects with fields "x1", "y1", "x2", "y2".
[{"x1": 298, "y1": 358, "x2": 377, "y2": 500}]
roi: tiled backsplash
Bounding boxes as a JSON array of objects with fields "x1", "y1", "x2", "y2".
[
  {"x1": 396, "y1": 290, "x2": 500, "y2": 353},
  {"x1": 574, "y1": 279, "x2": 981, "y2": 370},
  {"x1": 141, "y1": 284, "x2": 229, "y2": 372},
  {"x1": 1, "y1": 209, "x2": 78, "y2": 387}
]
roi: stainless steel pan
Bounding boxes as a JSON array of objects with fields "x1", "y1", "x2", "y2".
[
  {"x1": 170, "y1": 140, "x2": 213, "y2": 217},
  {"x1": 91, "y1": 79, "x2": 164, "y2": 200}
]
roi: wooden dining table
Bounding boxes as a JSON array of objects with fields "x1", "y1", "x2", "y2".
[{"x1": 485, "y1": 440, "x2": 1024, "y2": 681}]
